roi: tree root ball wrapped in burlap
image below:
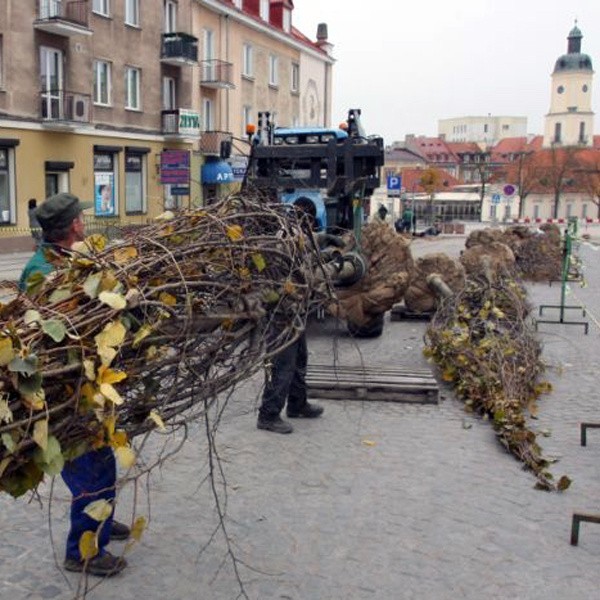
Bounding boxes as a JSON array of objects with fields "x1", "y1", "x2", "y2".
[
  {"x1": 332, "y1": 222, "x2": 414, "y2": 326},
  {"x1": 460, "y1": 241, "x2": 516, "y2": 276},
  {"x1": 404, "y1": 253, "x2": 466, "y2": 313},
  {"x1": 465, "y1": 228, "x2": 505, "y2": 249}
]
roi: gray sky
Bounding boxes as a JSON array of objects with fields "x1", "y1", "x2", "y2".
[{"x1": 292, "y1": 0, "x2": 600, "y2": 144}]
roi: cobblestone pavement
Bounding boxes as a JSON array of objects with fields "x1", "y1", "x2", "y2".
[{"x1": 0, "y1": 235, "x2": 599, "y2": 600}]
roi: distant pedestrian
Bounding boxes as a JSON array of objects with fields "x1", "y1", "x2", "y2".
[
  {"x1": 372, "y1": 204, "x2": 388, "y2": 224},
  {"x1": 27, "y1": 199, "x2": 42, "y2": 248}
]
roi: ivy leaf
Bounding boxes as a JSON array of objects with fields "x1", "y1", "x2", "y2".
[
  {"x1": 84, "y1": 499, "x2": 113, "y2": 522},
  {"x1": 9, "y1": 354, "x2": 39, "y2": 376},
  {"x1": 0, "y1": 337, "x2": 15, "y2": 366},
  {"x1": 1, "y1": 432, "x2": 16, "y2": 453},
  {"x1": 78, "y1": 531, "x2": 99, "y2": 560},
  {"x1": 48, "y1": 287, "x2": 72, "y2": 304},
  {"x1": 32, "y1": 419, "x2": 48, "y2": 451},
  {"x1": 33, "y1": 435, "x2": 64, "y2": 476},
  {"x1": 99, "y1": 291, "x2": 127, "y2": 310},
  {"x1": 18, "y1": 373, "x2": 43, "y2": 397},
  {"x1": 41, "y1": 319, "x2": 67, "y2": 343}
]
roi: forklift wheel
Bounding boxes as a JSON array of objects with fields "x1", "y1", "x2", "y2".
[{"x1": 347, "y1": 314, "x2": 385, "y2": 338}]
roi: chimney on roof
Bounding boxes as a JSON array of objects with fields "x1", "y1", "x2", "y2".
[{"x1": 316, "y1": 23, "x2": 333, "y2": 56}]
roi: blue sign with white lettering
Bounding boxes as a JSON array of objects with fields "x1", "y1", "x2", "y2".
[{"x1": 387, "y1": 175, "x2": 402, "y2": 191}]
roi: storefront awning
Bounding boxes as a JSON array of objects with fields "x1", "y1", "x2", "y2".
[{"x1": 201, "y1": 159, "x2": 234, "y2": 184}]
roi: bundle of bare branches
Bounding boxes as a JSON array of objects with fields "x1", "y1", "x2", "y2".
[
  {"x1": 0, "y1": 195, "x2": 331, "y2": 497},
  {"x1": 424, "y1": 264, "x2": 570, "y2": 491},
  {"x1": 465, "y1": 225, "x2": 562, "y2": 281}
]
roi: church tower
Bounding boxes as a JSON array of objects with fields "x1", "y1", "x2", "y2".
[{"x1": 543, "y1": 23, "x2": 594, "y2": 147}]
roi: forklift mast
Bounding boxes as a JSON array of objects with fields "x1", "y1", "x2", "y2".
[{"x1": 244, "y1": 109, "x2": 384, "y2": 236}]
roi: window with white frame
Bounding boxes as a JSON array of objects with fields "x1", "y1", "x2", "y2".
[
  {"x1": 164, "y1": 0, "x2": 177, "y2": 33},
  {"x1": 125, "y1": 151, "x2": 146, "y2": 214},
  {"x1": 93, "y1": 60, "x2": 112, "y2": 105},
  {"x1": 283, "y1": 8, "x2": 291, "y2": 32},
  {"x1": 125, "y1": 0, "x2": 139, "y2": 26},
  {"x1": 291, "y1": 62, "x2": 299, "y2": 93},
  {"x1": 243, "y1": 105, "x2": 252, "y2": 137},
  {"x1": 260, "y1": 0, "x2": 269, "y2": 21},
  {"x1": 269, "y1": 54, "x2": 278, "y2": 87},
  {"x1": 203, "y1": 29, "x2": 214, "y2": 80},
  {"x1": 125, "y1": 67, "x2": 141, "y2": 110},
  {"x1": 162, "y1": 76, "x2": 176, "y2": 110},
  {"x1": 0, "y1": 36, "x2": 3, "y2": 88},
  {"x1": 202, "y1": 98, "x2": 214, "y2": 131},
  {"x1": 93, "y1": 0, "x2": 110, "y2": 17},
  {"x1": 242, "y1": 43, "x2": 253, "y2": 77},
  {"x1": 233, "y1": 0, "x2": 242, "y2": 8}
]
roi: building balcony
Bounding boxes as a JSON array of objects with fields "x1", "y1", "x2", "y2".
[
  {"x1": 34, "y1": 0, "x2": 92, "y2": 36},
  {"x1": 161, "y1": 33, "x2": 198, "y2": 66},
  {"x1": 162, "y1": 108, "x2": 201, "y2": 138},
  {"x1": 200, "y1": 131, "x2": 233, "y2": 157},
  {"x1": 200, "y1": 60, "x2": 235, "y2": 89},
  {"x1": 39, "y1": 90, "x2": 92, "y2": 128}
]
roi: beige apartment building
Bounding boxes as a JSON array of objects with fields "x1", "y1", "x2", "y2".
[{"x1": 0, "y1": 0, "x2": 333, "y2": 250}]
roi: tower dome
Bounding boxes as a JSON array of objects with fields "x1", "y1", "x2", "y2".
[{"x1": 553, "y1": 22, "x2": 593, "y2": 73}]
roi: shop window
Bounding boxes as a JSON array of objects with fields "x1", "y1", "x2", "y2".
[
  {"x1": 93, "y1": 152, "x2": 118, "y2": 216},
  {"x1": 125, "y1": 150, "x2": 147, "y2": 214}
]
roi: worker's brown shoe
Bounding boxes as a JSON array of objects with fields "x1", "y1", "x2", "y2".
[
  {"x1": 110, "y1": 520, "x2": 131, "y2": 541},
  {"x1": 64, "y1": 552, "x2": 127, "y2": 577},
  {"x1": 287, "y1": 402, "x2": 324, "y2": 419}
]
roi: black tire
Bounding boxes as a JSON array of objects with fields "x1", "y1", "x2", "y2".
[{"x1": 347, "y1": 313, "x2": 385, "y2": 338}]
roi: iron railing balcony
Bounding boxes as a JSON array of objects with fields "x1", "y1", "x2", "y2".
[
  {"x1": 34, "y1": 0, "x2": 92, "y2": 36},
  {"x1": 200, "y1": 60, "x2": 235, "y2": 89},
  {"x1": 199, "y1": 131, "x2": 233, "y2": 156},
  {"x1": 161, "y1": 108, "x2": 201, "y2": 138},
  {"x1": 161, "y1": 33, "x2": 199, "y2": 66},
  {"x1": 39, "y1": 90, "x2": 92, "y2": 127}
]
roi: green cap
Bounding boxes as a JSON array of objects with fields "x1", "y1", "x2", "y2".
[{"x1": 35, "y1": 193, "x2": 93, "y2": 231}]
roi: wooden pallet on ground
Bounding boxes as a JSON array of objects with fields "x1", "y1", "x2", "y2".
[
  {"x1": 306, "y1": 363, "x2": 439, "y2": 404},
  {"x1": 390, "y1": 303, "x2": 434, "y2": 322}
]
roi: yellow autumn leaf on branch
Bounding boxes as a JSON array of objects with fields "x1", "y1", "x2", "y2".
[
  {"x1": 133, "y1": 324, "x2": 153, "y2": 348},
  {"x1": 100, "y1": 383, "x2": 124, "y2": 406},
  {"x1": 83, "y1": 359, "x2": 96, "y2": 381},
  {"x1": 0, "y1": 337, "x2": 14, "y2": 367},
  {"x1": 148, "y1": 409, "x2": 166, "y2": 432},
  {"x1": 78, "y1": 531, "x2": 99, "y2": 560},
  {"x1": 159, "y1": 292, "x2": 177, "y2": 306},
  {"x1": 113, "y1": 246, "x2": 138, "y2": 265},
  {"x1": 95, "y1": 320, "x2": 127, "y2": 348},
  {"x1": 226, "y1": 224, "x2": 243, "y2": 241},
  {"x1": 99, "y1": 291, "x2": 127, "y2": 310},
  {"x1": 252, "y1": 253, "x2": 266, "y2": 272},
  {"x1": 32, "y1": 419, "x2": 48, "y2": 451},
  {"x1": 130, "y1": 516, "x2": 147, "y2": 541},
  {"x1": 115, "y1": 446, "x2": 136, "y2": 469},
  {"x1": 84, "y1": 499, "x2": 113, "y2": 522},
  {"x1": 97, "y1": 365, "x2": 127, "y2": 386}
]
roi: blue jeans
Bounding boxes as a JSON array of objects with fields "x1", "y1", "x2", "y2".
[
  {"x1": 259, "y1": 332, "x2": 308, "y2": 420},
  {"x1": 61, "y1": 447, "x2": 117, "y2": 561}
]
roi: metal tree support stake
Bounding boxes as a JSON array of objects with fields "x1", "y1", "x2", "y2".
[{"x1": 536, "y1": 218, "x2": 588, "y2": 333}]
